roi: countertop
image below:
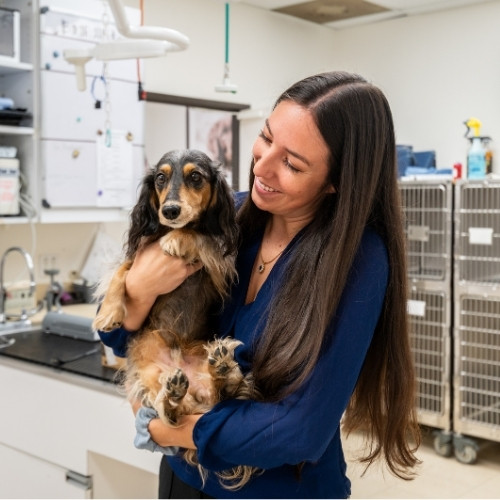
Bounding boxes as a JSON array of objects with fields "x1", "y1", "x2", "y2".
[{"x1": 0, "y1": 304, "x2": 118, "y2": 384}]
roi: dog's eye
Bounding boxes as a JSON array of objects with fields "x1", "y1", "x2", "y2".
[
  {"x1": 155, "y1": 173, "x2": 166, "y2": 186},
  {"x1": 190, "y1": 171, "x2": 202, "y2": 184}
]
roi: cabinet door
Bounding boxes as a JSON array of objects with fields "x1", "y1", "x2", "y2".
[
  {"x1": 41, "y1": 139, "x2": 97, "y2": 207},
  {"x1": 40, "y1": 71, "x2": 102, "y2": 142},
  {"x1": 40, "y1": 71, "x2": 144, "y2": 144},
  {"x1": 0, "y1": 443, "x2": 91, "y2": 499}
]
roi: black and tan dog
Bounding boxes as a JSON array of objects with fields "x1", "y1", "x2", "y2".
[{"x1": 94, "y1": 150, "x2": 257, "y2": 488}]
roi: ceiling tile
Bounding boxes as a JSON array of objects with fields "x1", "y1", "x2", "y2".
[
  {"x1": 240, "y1": 0, "x2": 494, "y2": 27},
  {"x1": 242, "y1": 0, "x2": 306, "y2": 9},
  {"x1": 274, "y1": 0, "x2": 389, "y2": 24}
]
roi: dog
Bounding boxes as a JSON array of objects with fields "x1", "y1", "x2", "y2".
[{"x1": 93, "y1": 149, "x2": 258, "y2": 489}]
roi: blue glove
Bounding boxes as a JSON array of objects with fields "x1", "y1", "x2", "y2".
[{"x1": 134, "y1": 406, "x2": 179, "y2": 456}]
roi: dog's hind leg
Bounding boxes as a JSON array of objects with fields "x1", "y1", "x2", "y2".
[
  {"x1": 206, "y1": 338, "x2": 248, "y2": 399},
  {"x1": 93, "y1": 260, "x2": 132, "y2": 332},
  {"x1": 155, "y1": 368, "x2": 190, "y2": 425}
]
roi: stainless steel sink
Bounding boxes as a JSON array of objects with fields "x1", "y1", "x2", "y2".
[
  {"x1": 0, "y1": 327, "x2": 114, "y2": 383},
  {"x1": 0, "y1": 322, "x2": 40, "y2": 337},
  {"x1": 0, "y1": 323, "x2": 40, "y2": 349}
]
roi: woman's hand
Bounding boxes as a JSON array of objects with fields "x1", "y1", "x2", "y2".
[
  {"x1": 131, "y1": 398, "x2": 201, "y2": 450},
  {"x1": 149, "y1": 414, "x2": 201, "y2": 450},
  {"x1": 123, "y1": 241, "x2": 203, "y2": 330}
]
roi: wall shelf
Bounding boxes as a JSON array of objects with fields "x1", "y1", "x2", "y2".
[
  {"x1": 39, "y1": 207, "x2": 130, "y2": 224},
  {"x1": 0, "y1": 61, "x2": 33, "y2": 76},
  {"x1": 0, "y1": 125, "x2": 34, "y2": 135},
  {"x1": 0, "y1": 216, "x2": 30, "y2": 225}
]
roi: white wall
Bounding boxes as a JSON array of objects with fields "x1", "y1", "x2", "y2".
[
  {"x1": 330, "y1": 0, "x2": 500, "y2": 170},
  {"x1": 136, "y1": 0, "x2": 500, "y2": 178},
  {"x1": 139, "y1": 0, "x2": 337, "y2": 105},
  {"x1": 136, "y1": 0, "x2": 342, "y2": 188},
  {"x1": 0, "y1": 221, "x2": 126, "y2": 289}
]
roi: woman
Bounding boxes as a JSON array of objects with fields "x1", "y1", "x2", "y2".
[{"x1": 100, "y1": 71, "x2": 421, "y2": 498}]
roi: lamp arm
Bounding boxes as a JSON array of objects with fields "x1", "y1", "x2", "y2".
[{"x1": 107, "y1": 0, "x2": 189, "y2": 50}]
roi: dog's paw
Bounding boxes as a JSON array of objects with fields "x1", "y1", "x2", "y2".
[
  {"x1": 93, "y1": 305, "x2": 125, "y2": 332},
  {"x1": 163, "y1": 368, "x2": 189, "y2": 402},
  {"x1": 207, "y1": 339, "x2": 239, "y2": 377},
  {"x1": 160, "y1": 232, "x2": 200, "y2": 263}
]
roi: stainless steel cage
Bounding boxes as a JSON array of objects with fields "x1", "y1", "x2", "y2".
[
  {"x1": 399, "y1": 180, "x2": 453, "y2": 282},
  {"x1": 454, "y1": 291, "x2": 500, "y2": 443},
  {"x1": 408, "y1": 284, "x2": 452, "y2": 430},
  {"x1": 455, "y1": 180, "x2": 500, "y2": 286}
]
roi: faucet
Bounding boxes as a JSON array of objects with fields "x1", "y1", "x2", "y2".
[
  {"x1": 0, "y1": 246, "x2": 37, "y2": 325},
  {"x1": 44, "y1": 268, "x2": 63, "y2": 312}
]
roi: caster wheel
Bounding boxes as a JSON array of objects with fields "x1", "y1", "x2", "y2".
[
  {"x1": 454, "y1": 445, "x2": 477, "y2": 464},
  {"x1": 433, "y1": 435, "x2": 453, "y2": 457}
]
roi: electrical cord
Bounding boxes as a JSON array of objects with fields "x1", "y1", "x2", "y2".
[{"x1": 91, "y1": 73, "x2": 107, "y2": 109}]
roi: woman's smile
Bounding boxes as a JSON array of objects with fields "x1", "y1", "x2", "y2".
[{"x1": 255, "y1": 177, "x2": 279, "y2": 193}]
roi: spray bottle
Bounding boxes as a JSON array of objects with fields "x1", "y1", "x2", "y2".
[{"x1": 464, "y1": 118, "x2": 487, "y2": 179}]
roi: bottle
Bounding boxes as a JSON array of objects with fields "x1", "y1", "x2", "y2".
[
  {"x1": 467, "y1": 137, "x2": 487, "y2": 179},
  {"x1": 482, "y1": 137, "x2": 493, "y2": 174}
]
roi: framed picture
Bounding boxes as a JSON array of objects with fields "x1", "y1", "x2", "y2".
[
  {"x1": 188, "y1": 107, "x2": 236, "y2": 187},
  {"x1": 142, "y1": 92, "x2": 249, "y2": 190}
]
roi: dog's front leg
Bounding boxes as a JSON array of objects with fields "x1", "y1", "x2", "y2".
[
  {"x1": 161, "y1": 231, "x2": 231, "y2": 297},
  {"x1": 159, "y1": 230, "x2": 200, "y2": 264},
  {"x1": 93, "y1": 260, "x2": 132, "y2": 331}
]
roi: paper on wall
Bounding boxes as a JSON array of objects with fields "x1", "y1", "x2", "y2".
[{"x1": 96, "y1": 130, "x2": 134, "y2": 207}]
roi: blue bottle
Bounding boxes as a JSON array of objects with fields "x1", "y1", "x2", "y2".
[{"x1": 467, "y1": 137, "x2": 487, "y2": 179}]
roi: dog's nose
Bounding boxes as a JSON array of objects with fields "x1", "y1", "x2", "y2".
[{"x1": 162, "y1": 205, "x2": 181, "y2": 220}]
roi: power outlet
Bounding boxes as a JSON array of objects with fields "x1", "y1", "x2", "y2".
[{"x1": 4, "y1": 286, "x2": 36, "y2": 315}]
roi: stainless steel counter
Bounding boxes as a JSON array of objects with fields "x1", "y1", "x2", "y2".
[{"x1": 0, "y1": 329, "x2": 117, "y2": 383}]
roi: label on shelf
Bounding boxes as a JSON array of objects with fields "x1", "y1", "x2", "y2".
[{"x1": 468, "y1": 227, "x2": 493, "y2": 246}]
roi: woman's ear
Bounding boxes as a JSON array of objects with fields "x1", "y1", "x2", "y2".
[{"x1": 325, "y1": 183, "x2": 336, "y2": 194}]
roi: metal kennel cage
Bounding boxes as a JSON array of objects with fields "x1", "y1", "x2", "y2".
[
  {"x1": 399, "y1": 179, "x2": 456, "y2": 457},
  {"x1": 452, "y1": 180, "x2": 500, "y2": 464},
  {"x1": 453, "y1": 291, "x2": 500, "y2": 463},
  {"x1": 408, "y1": 284, "x2": 452, "y2": 434},
  {"x1": 455, "y1": 180, "x2": 500, "y2": 286},
  {"x1": 399, "y1": 179, "x2": 453, "y2": 282}
]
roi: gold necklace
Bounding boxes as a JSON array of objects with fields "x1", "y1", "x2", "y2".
[{"x1": 257, "y1": 248, "x2": 284, "y2": 273}]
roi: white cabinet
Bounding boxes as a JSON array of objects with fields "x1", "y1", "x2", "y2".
[
  {"x1": 1, "y1": 0, "x2": 145, "y2": 225},
  {"x1": 0, "y1": 443, "x2": 91, "y2": 499},
  {"x1": 0, "y1": 359, "x2": 160, "y2": 498},
  {"x1": 40, "y1": 139, "x2": 98, "y2": 207},
  {"x1": 38, "y1": 1, "x2": 145, "y2": 222},
  {"x1": 0, "y1": 0, "x2": 38, "y2": 224},
  {"x1": 39, "y1": 71, "x2": 144, "y2": 144}
]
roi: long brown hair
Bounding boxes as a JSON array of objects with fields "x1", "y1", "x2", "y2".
[{"x1": 238, "y1": 71, "x2": 420, "y2": 478}]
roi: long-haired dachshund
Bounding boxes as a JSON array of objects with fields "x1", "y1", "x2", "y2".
[{"x1": 93, "y1": 149, "x2": 257, "y2": 489}]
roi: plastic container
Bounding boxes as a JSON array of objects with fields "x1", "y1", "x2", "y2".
[{"x1": 467, "y1": 137, "x2": 487, "y2": 179}]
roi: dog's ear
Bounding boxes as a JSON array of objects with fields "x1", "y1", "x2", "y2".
[
  {"x1": 203, "y1": 164, "x2": 239, "y2": 256},
  {"x1": 126, "y1": 171, "x2": 159, "y2": 258}
]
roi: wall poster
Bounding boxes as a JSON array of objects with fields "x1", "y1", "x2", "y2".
[
  {"x1": 141, "y1": 92, "x2": 249, "y2": 191},
  {"x1": 188, "y1": 108, "x2": 236, "y2": 188}
]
